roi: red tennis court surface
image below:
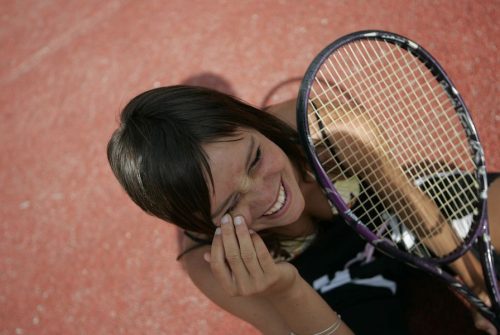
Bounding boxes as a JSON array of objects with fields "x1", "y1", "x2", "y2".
[{"x1": 1, "y1": 1, "x2": 498, "y2": 334}]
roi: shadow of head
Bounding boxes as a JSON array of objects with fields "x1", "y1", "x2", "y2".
[{"x1": 181, "y1": 72, "x2": 236, "y2": 96}]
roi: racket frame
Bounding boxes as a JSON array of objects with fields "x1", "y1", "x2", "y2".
[{"x1": 297, "y1": 30, "x2": 500, "y2": 323}]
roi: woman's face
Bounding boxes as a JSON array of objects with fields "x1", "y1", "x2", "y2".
[{"x1": 203, "y1": 128, "x2": 306, "y2": 232}]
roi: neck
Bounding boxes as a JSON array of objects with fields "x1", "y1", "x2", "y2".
[
  {"x1": 302, "y1": 174, "x2": 334, "y2": 219},
  {"x1": 270, "y1": 214, "x2": 316, "y2": 237}
]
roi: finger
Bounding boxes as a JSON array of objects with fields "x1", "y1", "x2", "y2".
[
  {"x1": 250, "y1": 230, "x2": 277, "y2": 273},
  {"x1": 472, "y1": 310, "x2": 497, "y2": 335},
  {"x1": 219, "y1": 214, "x2": 251, "y2": 284},
  {"x1": 478, "y1": 291, "x2": 492, "y2": 307},
  {"x1": 233, "y1": 216, "x2": 263, "y2": 276},
  {"x1": 210, "y1": 227, "x2": 235, "y2": 294},
  {"x1": 452, "y1": 284, "x2": 497, "y2": 335}
]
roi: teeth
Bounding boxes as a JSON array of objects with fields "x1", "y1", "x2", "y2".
[{"x1": 264, "y1": 183, "x2": 286, "y2": 216}]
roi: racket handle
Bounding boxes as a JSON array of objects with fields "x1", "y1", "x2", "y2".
[
  {"x1": 476, "y1": 216, "x2": 500, "y2": 316},
  {"x1": 446, "y1": 271, "x2": 500, "y2": 329}
]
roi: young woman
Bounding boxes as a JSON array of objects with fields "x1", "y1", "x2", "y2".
[{"x1": 107, "y1": 85, "x2": 499, "y2": 335}]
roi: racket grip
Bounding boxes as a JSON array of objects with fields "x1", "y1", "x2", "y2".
[{"x1": 476, "y1": 217, "x2": 500, "y2": 317}]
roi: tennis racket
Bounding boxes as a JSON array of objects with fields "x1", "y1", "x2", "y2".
[{"x1": 296, "y1": 30, "x2": 500, "y2": 327}]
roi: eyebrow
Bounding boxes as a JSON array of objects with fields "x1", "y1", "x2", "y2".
[{"x1": 211, "y1": 136, "x2": 256, "y2": 219}]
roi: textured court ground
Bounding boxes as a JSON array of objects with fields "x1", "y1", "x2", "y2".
[{"x1": 1, "y1": 1, "x2": 498, "y2": 334}]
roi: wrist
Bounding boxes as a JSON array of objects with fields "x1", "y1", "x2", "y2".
[
  {"x1": 266, "y1": 273, "x2": 306, "y2": 303},
  {"x1": 266, "y1": 276, "x2": 350, "y2": 335}
]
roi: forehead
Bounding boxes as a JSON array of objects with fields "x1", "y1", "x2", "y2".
[{"x1": 204, "y1": 134, "x2": 246, "y2": 160}]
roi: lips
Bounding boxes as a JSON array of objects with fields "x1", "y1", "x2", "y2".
[{"x1": 263, "y1": 180, "x2": 287, "y2": 216}]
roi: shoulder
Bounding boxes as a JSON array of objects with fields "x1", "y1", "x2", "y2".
[
  {"x1": 179, "y1": 234, "x2": 212, "y2": 279},
  {"x1": 179, "y1": 235, "x2": 225, "y2": 303},
  {"x1": 265, "y1": 99, "x2": 297, "y2": 130}
]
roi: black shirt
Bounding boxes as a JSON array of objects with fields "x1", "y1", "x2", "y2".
[{"x1": 290, "y1": 216, "x2": 411, "y2": 335}]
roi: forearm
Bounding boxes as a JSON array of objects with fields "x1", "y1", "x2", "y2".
[
  {"x1": 330, "y1": 125, "x2": 460, "y2": 256},
  {"x1": 267, "y1": 276, "x2": 354, "y2": 335},
  {"x1": 450, "y1": 250, "x2": 487, "y2": 293},
  {"x1": 208, "y1": 214, "x2": 354, "y2": 335}
]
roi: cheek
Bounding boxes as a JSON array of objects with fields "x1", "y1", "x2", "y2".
[
  {"x1": 290, "y1": 186, "x2": 305, "y2": 219},
  {"x1": 264, "y1": 143, "x2": 288, "y2": 172}
]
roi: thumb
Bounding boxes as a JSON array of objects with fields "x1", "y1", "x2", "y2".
[
  {"x1": 203, "y1": 252, "x2": 211, "y2": 263},
  {"x1": 472, "y1": 309, "x2": 497, "y2": 335}
]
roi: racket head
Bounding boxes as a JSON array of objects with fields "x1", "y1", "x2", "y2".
[{"x1": 297, "y1": 30, "x2": 488, "y2": 264}]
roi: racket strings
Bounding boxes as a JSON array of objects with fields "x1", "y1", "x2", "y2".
[
  {"x1": 314, "y1": 114, "x2": 477, "y2": 251},
  {"x1": 312, "y1": 111, "x2": 448, "y2": 249},
  {"x1": 310, "y1": 101, "x2": 471, "y2": 254},
  {"x1": 307, "y1": 39, "x2": 479, "y2": 258},
  {"x1": 316, "y1": 49, "x2": 470, "y2": 169},
  {"x1": 346, "y1": 44, "x2": 447, "y2": 136},
  {"x1": 311, "y1": 112, "x2": 467, "y2": 256},
  {"x1": 316, "y1": 40, "x2": 472, "y2": 182},
  {"x1": 375, "y1": 42, "x2": 473, "y2": 161},
  {"x1": 342, "y1": 47, "x2": 464, "y2": 159},
  {"x1": 313, "y1": 83, "x2": 466, "y2": 170},
  {"x1": 314, "y1": 80, "x2": 470, "y2": 205},
  {"x1": 353, "y1": 40, "x2": 477, "y2": 209}
]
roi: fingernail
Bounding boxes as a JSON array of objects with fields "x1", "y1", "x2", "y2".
[
  {"x1": 221, "y1": 214, "x2": 230, "y2": 225},
  {"x1": 234, "y1": 216, "x2": 244, "y2": 225},
  {"x1": 248, "y1": 229, "x2": 256, "y2": 234},
  {"x1": 215, "y1": 227, "x2": 221, "y2": 235}
]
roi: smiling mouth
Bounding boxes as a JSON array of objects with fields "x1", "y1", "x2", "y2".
[{"x1": 263, "y1": 180, "x2": 287, "y2": 216}]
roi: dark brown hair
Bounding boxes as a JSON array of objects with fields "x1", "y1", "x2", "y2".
[{"x1": 107, "y1": 85, "x2": 308, "y2": 241}]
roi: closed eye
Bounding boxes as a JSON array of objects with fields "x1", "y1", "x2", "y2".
[
  {"x1": 250, "y1": 147, "x2": 261, "y2": 171},
  {"x1": 225, "y1": 147, "x2": 261, "y2": 215}
]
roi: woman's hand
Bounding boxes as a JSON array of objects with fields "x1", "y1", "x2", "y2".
[
  {"x1": 450, "y1": 253, "x2": 498, "y2": 335},
  {"x1": 203, "y1": 214, "x2": 353, "y2": 335},
  {"x1": 470, "y1": 291, "x2": 497, "y2": 335},
  {"x1": 205, "y1": 214, "x2": 299, "y2": 299}
]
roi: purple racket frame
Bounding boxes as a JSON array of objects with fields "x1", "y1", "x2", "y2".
[{"x1": 296, "y1": 30, "x2": 500, "y2": 326}]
